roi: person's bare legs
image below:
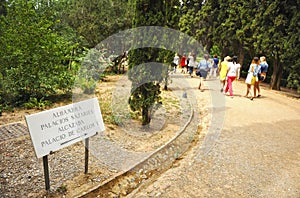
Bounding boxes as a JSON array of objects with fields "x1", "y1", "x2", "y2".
[
  {"x1": 220, "y1": 80, "x2": 226, "y2": 92},
  {"x1": 245, "y1": 85, "x2": 249, "y2": 97},
  {"x1": 199, "y1": 77, "x2": 204, "y2": 91},
  {"x1": 245, "y1": 84, "x2": 254, "y2": 100},
  {"x1": 253, "y1": 82, "x2": 259, "y2": 97},
  {"x1": 257, "y1": 81, "x2": 261, "y2": 97},
  {"x1": 223, "y1": 80, "x2": 227, "y2": 93},
  {"x1": 249, "y1": 84, "x2": 254, "y2": 100}
]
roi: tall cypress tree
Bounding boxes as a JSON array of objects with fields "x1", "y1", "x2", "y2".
[
  {"x1": 128, "y1": 0, "x2": 167, "y2": 126},
  {"x1": 252, "y1": 0, "x2": 299, "y2": 90}
]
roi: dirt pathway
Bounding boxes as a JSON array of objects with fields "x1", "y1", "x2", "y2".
[{"x1": 129, "y1": 75, "x2": 300, "y2": 197}]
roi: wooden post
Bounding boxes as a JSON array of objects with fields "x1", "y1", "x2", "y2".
[
  {"x1": 42, "y1": 155, "x2": 50, "y2": 191},
  {"x1": 84, "y1": 138, "x2": 89, "y2": 174}
]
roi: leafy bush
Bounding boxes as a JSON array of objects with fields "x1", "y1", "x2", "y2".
[
  {"x1": 0, "y1": 1, "x2": 84, "y2": 109},
  {"x1": 23, "y1": 97, "x2": 52, "y2": 110},
  {"x1": 78, "y1": 78, "x2": 97, "y2": 94}
]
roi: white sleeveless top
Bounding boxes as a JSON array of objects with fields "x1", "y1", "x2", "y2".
[{"x1": 227, "y1": 62, "x2": 240, "y2": 77}]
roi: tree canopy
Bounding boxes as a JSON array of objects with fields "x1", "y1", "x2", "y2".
[
  {"x1": 0, "y1": 0, "x2": 299, "y2": 114},
  {"x1": 183, "y1": 0, "x2": 300, "y2": 90}
]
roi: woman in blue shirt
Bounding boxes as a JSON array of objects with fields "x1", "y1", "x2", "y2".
[
  {"x1": 255, "y1": 56, "x2": 269, "y2": 97},
  {"x1": 196, "y1": 54, "x2": 211, "y2": 91}
]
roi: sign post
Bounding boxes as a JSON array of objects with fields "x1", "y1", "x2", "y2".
[
  {"x1": 25, "y1": 98, "x2": 105, "y2": 190},
  {"x1": 84, "y1": 138, "x2": 89, "y2": 174},
  {"x1": 43, "y1": 155, "x2": 50, "y2": 191}
]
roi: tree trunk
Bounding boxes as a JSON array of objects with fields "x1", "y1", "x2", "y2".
[
  {"x1": 270, "y1": 54, "x2": 283, "y2": 90},
  {"x1": 164, "y1": 72, "x2": 169, "y2": 90},
  {"x1": 238, "y1": 48, "x2": 245, "y2": 68},
  {"x1": 206, "y1": 40, "x2": 213, "y2": 54},
  {"x1": 142, "y1": 106, "x2": 150, "y2": 125},
  {"x1": 221, "y1": 44, "x2": 230, "y2": 59}
]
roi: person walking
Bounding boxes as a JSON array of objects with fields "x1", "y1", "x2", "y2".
[
  {"x1": 187, "y1": 52, "x2": 196, "y2": 77},
  {"x1": 218, "y1": 56, "x2": 231, "y2": 93},
  {"x1": 209, "y1": 54, "x2": 219, "y2": 79},
  {"x1": 173, "y1": 53, "x2": 180, "y2": 73},
  {"x1": 255, "y1": 56, "x2": 269, "y2": 97},
  {"x1": 224, "y1": 56, "x2": 240, "y2": 97},
  {"x1": 245, "y1": 57, "x2": 260, "y2": 100},
  {"x1": 197, "y1": 54, "x2": 211, "y2": 91},
  {"x1": 180, "y1": 54, "x2": 187, "y2": 74}
]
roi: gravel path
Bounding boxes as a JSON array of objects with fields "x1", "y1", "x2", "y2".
[
  {"x1": 89, "y1": 133, "x2": 151, "y2": 171},
  {"x1": 129, "y1": 76, "x2": 300, "y2": 197}
]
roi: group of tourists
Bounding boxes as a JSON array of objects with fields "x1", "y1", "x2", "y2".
[
  {"x1": 244, "y1": 56, "x2": 269, "y2": 100},
  {"x1": 173, "y1": 53, "x2": 269, "y2": 99}
]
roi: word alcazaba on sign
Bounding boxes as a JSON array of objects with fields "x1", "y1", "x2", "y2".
[{"x1": 25, "y1": 98, "x2": 105, "y2": 158}]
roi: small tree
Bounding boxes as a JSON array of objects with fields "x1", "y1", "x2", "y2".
[{"x1": 128, "y1": 0, "x2": 165, "y2": 126}]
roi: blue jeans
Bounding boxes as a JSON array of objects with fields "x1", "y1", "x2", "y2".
[{"x1": 189, "y1": 66, "x2": 193, "y2": 75}]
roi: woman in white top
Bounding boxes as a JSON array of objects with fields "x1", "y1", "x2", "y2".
[
  {"x1": 187, "y1": 52, "x2": 196, "y2": 77},
  {"x1": 173, "y1": 53, "x2": 180, "y2": 73},
  {"x1": 245, "y1": 57, "x2": 260, "y2": 100},
  {"x1": 223, "y1": 56, "x2": 240, "y2": 96}
]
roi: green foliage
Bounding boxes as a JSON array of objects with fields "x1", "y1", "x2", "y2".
[
  {"x1": 77, "y1": 77, "x2": 97, "y2": 94},
  {"x1": 0, "y1": 0, "x2": 84, "y2": 108},
  {"x1": 181, "y1": 0, "x2": 299, "y2": 91},
  {"x1": 287, "y1": 63, "x2": 300, "y2": 93},
  {"x1": 62, "y1": 0, "x2": 132, "y2": 47},
  {"x1": 179, "y1": 0, "x2": 202, "y2": 37},
  {"x1": 23, "y1": 97, "x2": 52, "y2": 110},
  {"x1": 56, "y1": 185, "x2": 67, "y2": 194},
  {"x1": 128, "y1": 0, "x2": 178, "y2": 125},
  {"x1": 210, "y1": 45, "x2": 220, "y2": 57},
  {"x1": 0, "y1": 0, "x2": 7, "y2": 16},
  {"x1": 0, "y1": 0, "x2": 298, "y2": 116}
]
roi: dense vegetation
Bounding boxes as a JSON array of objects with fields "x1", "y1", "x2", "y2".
[
  {"x1": 0, "y1": 0, "x2": 299, "y2": 122},
  {"x1": 127, "y1": 0, "x2": 181, "y2": 125},
  {"x1": 183, "y1": 0, "x2": 300, "y2": 91}
]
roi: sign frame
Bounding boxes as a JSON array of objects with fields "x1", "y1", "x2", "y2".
[
  {"x1": 25, "y1": 97, "x2": 105, "y2": 158},
  {"x1": 25, "y1": 97, "x2": 105, "y2": 191}
]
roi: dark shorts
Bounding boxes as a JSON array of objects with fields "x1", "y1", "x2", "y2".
[{"x1": 198, "y1": 69, "x2": 208, "y2": 78}]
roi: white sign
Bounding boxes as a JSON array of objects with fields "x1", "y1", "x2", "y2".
[{"x1": 25, "y1": 98, "x2": 105, "y2": 158}]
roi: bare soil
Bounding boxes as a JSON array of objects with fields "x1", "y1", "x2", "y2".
[{"x1": 0, "y1": 75, "x2": 183, "y2": 197}]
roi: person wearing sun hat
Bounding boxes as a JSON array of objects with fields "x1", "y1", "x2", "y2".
[
  {"x1": 224, "y1": 56, "x2": 241, "y2": 97},
  {"x1": 218, "y1": 56, "x2": 231, "y2": 92}
]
